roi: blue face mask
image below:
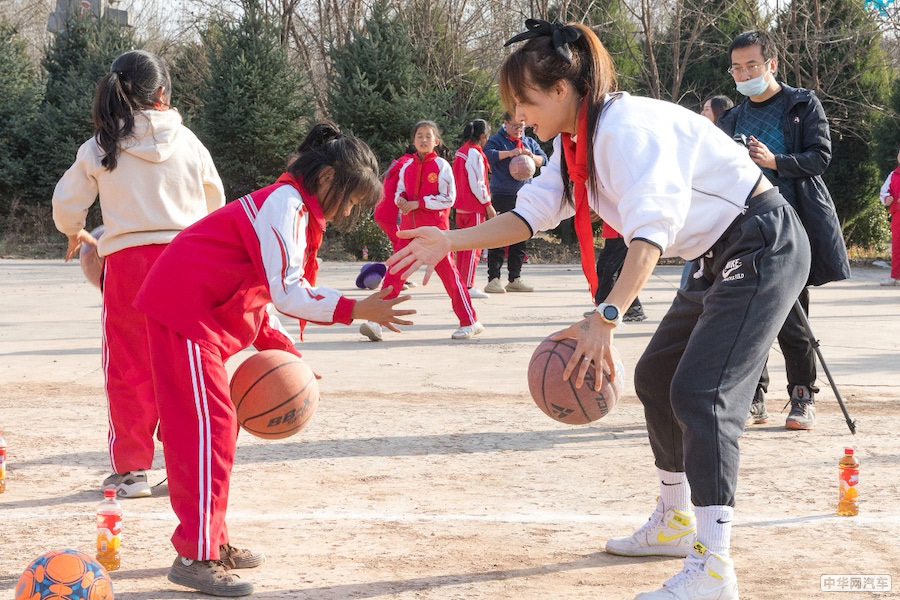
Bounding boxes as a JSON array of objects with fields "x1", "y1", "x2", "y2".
[{"x1": 736, "y1": 73, "x2": 769, "y2": 97}]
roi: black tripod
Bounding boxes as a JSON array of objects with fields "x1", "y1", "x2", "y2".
[{"x1": 793, "y1": 300, "x2": 857, "y2": 434}]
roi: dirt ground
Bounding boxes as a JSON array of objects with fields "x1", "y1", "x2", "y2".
[{"x1": 1, "y1": 259, "x2": 898, "y2": 600}]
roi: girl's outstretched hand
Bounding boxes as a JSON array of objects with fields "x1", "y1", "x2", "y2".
[
  {"x1": 65, "y1": 229, "x2": 98, "y2": 261},
  {"x1": 385, "y1": 226, "x2": 449, "y2": 284},
  {"x1": 352, "y1": 287, "x2": 416, "y2": 333}
]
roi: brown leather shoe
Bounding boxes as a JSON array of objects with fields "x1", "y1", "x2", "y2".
[
  {"x1": 220, "y1": 543, "x2": 265, "y2": 569},
  {"x1": 168, "y1": 556, "x2": 253, "y2": 597}
]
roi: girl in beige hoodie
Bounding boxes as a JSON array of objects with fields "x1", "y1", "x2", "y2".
[{"x1": 52, "y1": 50, "x2": 225, "y2": 498}]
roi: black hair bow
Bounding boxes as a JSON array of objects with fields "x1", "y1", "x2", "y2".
[{"x1": 504, "y1": 19, "x2": 583, "y2": 64}]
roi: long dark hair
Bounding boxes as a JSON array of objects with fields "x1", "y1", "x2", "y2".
[
  {"x1": 499, "y1": 23, "x2": 618, "y2": 206},
  {"x1": 287, "y1": 122, "x2": 381, "y2": 231},
  {"x1": 462, "y1": 119, "x2": 489, "y2": 144},
  {"x1": 707, "y1": 95, "x2": 734, "y2": 124},
  {"x1": 92, "y1": 50, "x2": 172, "y2": 171}
]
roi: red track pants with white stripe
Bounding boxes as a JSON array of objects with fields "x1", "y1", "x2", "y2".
[
  {"x1": 102, "y1": 244, "x2": 167, "y2": 474},
  {"x1": 380, "y1": 237, "x2": 477, "y2": 327},
  {"x1": 453, "y1": 212, "x2": 485, "y2": 289},
  {"x1": 147, "y1": 318, "x2": 236, "y2": 561}
]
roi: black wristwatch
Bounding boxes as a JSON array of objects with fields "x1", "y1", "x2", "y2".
[{"x1": 595, "y1": 303, "x2": 622, "y2": 327}]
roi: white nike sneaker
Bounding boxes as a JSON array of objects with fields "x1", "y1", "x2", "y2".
[
  {"x1": 359, "y1": 321, "x2": 383, "y2": 342},
  {"x1": 606, "y1": 500, "x2": 696, "y2": 557},
  {"x1": 451, "y1": 321, "x2": 485, "y2": 339},
  {"x1": 634, "y1": 541, "x2": 739, "y2": 600},
  {"x1": 467, "y1": 287, "x2": 490, "y2": 299}
]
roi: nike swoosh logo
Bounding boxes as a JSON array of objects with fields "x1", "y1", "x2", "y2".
[
  {"x1": 716, "y1": 519, "x2": 731, "y2": 524},
  {"x1": 661, "y1": 481, "x2": 682, "y2": 486},
  {"x1": 657, "y1": 530, "x2": 694, "y2": 543},
  {"x1": 722, "y1": 266, "x2": 739, "y2": 278}
]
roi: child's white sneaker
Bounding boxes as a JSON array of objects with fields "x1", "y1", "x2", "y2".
[
  {"x1": 359, "y1": 321, "x2": 383, "y2": 342},
  {"x1": 606, "y1": 500, "x2": 696, "y2": 557},
  {"x1": 451, "y1": 321, "x2": 484, "y2": 339},
  {"x1": 467, "y1": 287, "x2": 490, "y2": 299},
  {"x1": 634, "y1": 542, "x2": 739, "y2": 599}
]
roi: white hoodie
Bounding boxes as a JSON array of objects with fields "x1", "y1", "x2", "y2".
[
  {"x1": 52, "y1": 109, "x2": 225, "y2": 256},
  {"x1": 512, "y1": 93, "x2": 764, "y2": 261}
]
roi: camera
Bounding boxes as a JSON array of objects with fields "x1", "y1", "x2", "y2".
[{"x1": 732, "y1": 133, "x2": 749, "y2": 147}]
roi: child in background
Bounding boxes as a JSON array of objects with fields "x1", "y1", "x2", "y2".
[
  {"x1": 52, "y1": 50, "x2": 226, "y2": 498},
  {"x1": 452, "y1": 119, "x2": 496, "y2": 299},
  {"x1": 374, "y1": 145, "x2": 418, "y2": 290},
  {"x1": 359, "y1": 120, "x2": 482, "y2": 341},
  {"x1": 134, "y1": 123, "x2": 414, "y2": 596},
  {"x1": 879, "y1": 149, "x2": 900, "y2": 286}
]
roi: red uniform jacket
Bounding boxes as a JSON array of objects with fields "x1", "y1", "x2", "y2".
[
  {"x1": 136, "y1": 173, "x2": 354, "y2": 357},
  {"x1": 395, "y1": 152, "x2": 455, "y2": 230},
  {"x1": 452, "y1": 143, "x2": 491, "y2": 214}
]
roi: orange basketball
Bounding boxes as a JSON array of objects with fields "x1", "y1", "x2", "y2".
[
  {"x1": 527, "y1": 334, "x2": 624, "y2": 425},
  {"x1": 509, "y1": 154, "x2": 536, "y2": 181},
  {"x1": 78, "y1": 225, "x2": 105, "y2": 289},
  {"x1": 230, "y1": 350, "x2": 319, "y2": 439}
]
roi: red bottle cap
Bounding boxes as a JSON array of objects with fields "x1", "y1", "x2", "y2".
[
  {"x1": 104, "y1": 488, "x2": 117, "y2": 498},
  {"x1": 844, "y1": 447, "x2": 854, "y2": 455}
]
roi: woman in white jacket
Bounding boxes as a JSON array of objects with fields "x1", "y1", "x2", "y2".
[
  {"x1": 388, "y1": 20, "x2": 812, "y2": 600},
  {"x1": 52, "y1": 50, "x2": 226, "y2": 498}
]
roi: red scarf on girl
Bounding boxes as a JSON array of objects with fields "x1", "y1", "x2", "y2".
[
  {"x1": 560, "y1": 96, "x2": 598, "y2": 297},
  {"x1": 272, "y1": 172, "x2": 326, "y2": 332}
]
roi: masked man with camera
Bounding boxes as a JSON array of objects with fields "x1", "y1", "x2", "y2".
[{"x1": 718, "y1": 30, "x2": 850, "y2": 430}]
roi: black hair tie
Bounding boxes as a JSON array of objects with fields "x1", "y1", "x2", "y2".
[{"x1": 504, "y1": 18, "x2": 582, "y2": 64}]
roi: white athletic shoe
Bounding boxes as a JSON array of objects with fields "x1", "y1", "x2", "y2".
[
  {"x1": 606, "y1": 500, "x2": 696, "y2": 557},
  {"x1": 483, "y1": 278, "x2": 506, "y2": 294},
  {"x1": 359, "y1": 321, "x2": 383, "y2": 342},
  {"x1": 451, "y1": 321, "x2": 484, "y2": 340},
  {"x1": 467, "y1": 287, "x2": 490, "y2": 299},
  {"x1": 101, "y1": 470, "x2": 151, "y2": 498},
  {"x1": 634, "y1": 541, "x2": 739, "y2": 600}
]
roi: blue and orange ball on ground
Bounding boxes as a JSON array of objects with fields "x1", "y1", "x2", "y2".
[{"x1": 15, "y1": 549, "x2": 114, "y2": 600}]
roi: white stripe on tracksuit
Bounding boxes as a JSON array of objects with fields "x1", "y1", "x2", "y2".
[
  {"x1": 469, "y1": 214, "x2": 484, "y2": 287},
  {"x1": 449, "y1": 260, "x2": 475, "y2": 325},
  {"x1": 101, "y1": 259, "x2": 118, "y2": 473},
  {"x1": 186, "y1": 340, "x2": 212, "y2": 560}
]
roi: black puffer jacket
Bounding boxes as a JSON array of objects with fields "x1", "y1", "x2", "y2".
[{"x1": 718, "y1": 83, "x2": 850, "y2": 286}]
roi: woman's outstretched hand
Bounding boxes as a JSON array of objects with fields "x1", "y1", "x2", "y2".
[
  {"x1": 384, "y1": 226, "x2": 450, "y2": 285},
  {"x1": 352, "y1": 288, "x2": 416, "y2": 333}
]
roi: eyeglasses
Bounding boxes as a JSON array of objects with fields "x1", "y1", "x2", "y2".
[{"x1": 727, "y1": 62, "x2": 770, "y2": 77}]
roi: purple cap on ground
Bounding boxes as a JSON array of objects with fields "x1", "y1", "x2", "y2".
[{"x1": 356, "y1": 262, "x2": 387, "y2": 289}]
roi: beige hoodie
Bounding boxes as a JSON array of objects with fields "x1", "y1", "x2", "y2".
[{"x1": 52, "y1": 109, "x2": 225, "y2": 256}]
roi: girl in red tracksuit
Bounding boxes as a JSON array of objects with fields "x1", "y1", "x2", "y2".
[
  {"x1": 134, "y1": 124, "x2": 413, "y2": 597},
  {"x1": 452, "y1": 119, "x2": 496, "y2": 297},
  {"x1": 374, "y1": 145, "x2": 416, "y2": 252},
  {"x1": 880, "y1": 152, "x2": 900, "y2": 285},
  {"x1": 359, "y1": 120, "x2": 482, "y2": 341}
]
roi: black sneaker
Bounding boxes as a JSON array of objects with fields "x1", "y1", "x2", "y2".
[
  {"x1": 785, "y1": 385, "x2": 816, "y2": 430},
  {"x1": 623, "y1": 306, "x2": 647, "y2": 322},
  {"x1": 747, "y1": 388, "x2": 768, "y2": 425},
  {"x1": 168, "y1": 556, "x2": 254, "y2": 597}
]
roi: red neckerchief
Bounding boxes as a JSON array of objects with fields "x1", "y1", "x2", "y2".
[
  {"x1": 560, "y1": 96, "x2": 598, "y2": 297},
  {"x1": 274, "y1": 172, "x2": 326, "y2": 333},
  {"x1": 506, "y1": 128, "x2": 525, "y2": 150}
]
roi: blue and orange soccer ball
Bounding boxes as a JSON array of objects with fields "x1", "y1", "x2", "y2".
[{"x1": 15, "y1": 549, "x2": 114, "y2": 600}]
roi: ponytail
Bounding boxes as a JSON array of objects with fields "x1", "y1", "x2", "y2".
[
  {"x1": 462, "y1": 119, "x2": 488, "y2": 144},
  {"x1": 499, "y1": 22, "x2": 617, "y2": 206},
  {"x1": 287, "y1": 122, "x2": 381, "y2": 231},
  {"x1": 92, "y1": 50, "x2": 171, "y2": 171}
]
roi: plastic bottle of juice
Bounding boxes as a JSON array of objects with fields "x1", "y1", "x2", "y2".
[
  {"x1": 0, "y1": 431, "x2": 7, "y2": 494},
  {"x1": 97, "y1": 488, "x2": 122, "y2": 570},
  {"x1": 838, "y1": 447, "x2": 859, "y2": 516}
]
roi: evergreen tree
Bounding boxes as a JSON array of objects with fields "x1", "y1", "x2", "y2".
[
  {"x1": 28, "y1": 14, "x2": 135, "y2": 206},
  {"x1": 195, "y1": 1, "x2": 313, "y2": 199},
  {"x1": 328, "y1": 1, "x2": 445, "y2": 166},
  {"x1": 778, "y1": 0, "x2": 891, "y2": 248},
  {"x1": 0, "y1": 21, "x2": 43, "y2": 216}
]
